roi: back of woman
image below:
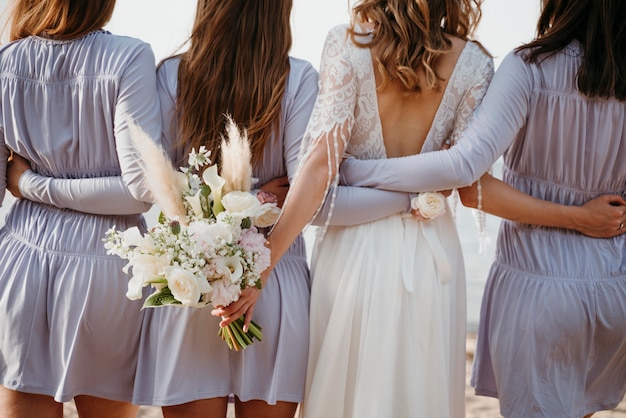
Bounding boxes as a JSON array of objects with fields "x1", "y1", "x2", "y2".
[
  {"x1": 0, "y1": 0, "x2": 160, "y2": 413},
  {"x1": 471, "y1": 1, "x2": 626, "y2": 416}
]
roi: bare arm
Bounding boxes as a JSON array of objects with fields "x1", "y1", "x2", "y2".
[{"x1": 458, "y1": 174, "x2": 626, "y2": 238}]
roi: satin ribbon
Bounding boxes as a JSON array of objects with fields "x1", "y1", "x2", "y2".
[{"x1": 401, "y1": 216, "x2": 453, "y2": 292}]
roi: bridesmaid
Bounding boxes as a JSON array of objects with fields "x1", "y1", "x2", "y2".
[
  {"x1": 131, "y1": 1, "x2": 317, "y2": 417},
  {"x1": 0, "y1": 0, "x2": 160, "y2": 417}
]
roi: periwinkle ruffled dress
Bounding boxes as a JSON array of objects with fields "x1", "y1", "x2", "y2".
[
  {"x1": 131, "y1": 57, "x2": 318, "y2": 406},
  {"x1": 0, "y1": 30, "x2": 161, "y2": 402},
  {"x1": 340, "y1": 42, "x2": 626, "y2": 418}
]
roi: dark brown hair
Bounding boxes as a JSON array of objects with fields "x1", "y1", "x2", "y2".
[
  {"x1": 175, "y1": 0, "x2": 292, "y2": 166},
  {"x1": 349, "y1": 0, "x2": 484, "y2": 93},
  {"x1": 518, "y1": 0, "x2": 626, "y2": 100},
  {"x1": 10, "y1": 0, "x2": 116, "y2": 41}
]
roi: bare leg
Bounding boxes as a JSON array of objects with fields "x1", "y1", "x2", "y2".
[
  {"x1": 162, "y1": 397, "x2": 229, "y2": 418},
  {"x1": 74, "y1": 395, "x2": 139, "y2": 418},
  {"x1": 234, "y1": 397, "x2": 298, "y2": 418},
  {"x1": 0, "y1": 386, "x2": 62, "y2": 418}
]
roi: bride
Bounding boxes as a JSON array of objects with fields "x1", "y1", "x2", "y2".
[
  {"x1": 196, "y1": 0, "x2": 624, "y2": 417},
  {"x1": 216, "y1": 0, "x2": 492, "y2": 416}
]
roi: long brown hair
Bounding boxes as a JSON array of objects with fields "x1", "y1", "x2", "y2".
[
  {"x1": 349, "y1": 0, "x2": 484, "y2": 93},
  {"x1": 10, "y1": 0, "x2": 116, "y2": 41},
  {"x1": 175, "y1": 0, "x2": 292, "y2": 166},
  {"x1": 518, "y1": 0, "x2": 626, "y2": 100}
]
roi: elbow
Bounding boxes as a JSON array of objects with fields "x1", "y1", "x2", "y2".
[{"x1": 457, "y1": 185, "x2": 478, "y2": 208}]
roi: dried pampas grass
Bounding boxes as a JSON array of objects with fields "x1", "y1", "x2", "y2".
[
  {"x1": 127, "y1": 120, "x2": 187, "y2": 221},
  {"x1": 220, "y1": 116, "x2": 252, "y2": 193}
]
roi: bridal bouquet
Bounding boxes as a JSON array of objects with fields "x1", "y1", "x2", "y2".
[{"x1": 104, "y1": 118, "x2": 280, "y2": 350}]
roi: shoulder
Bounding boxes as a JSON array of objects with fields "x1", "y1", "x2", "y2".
[
  {"x1": 323, "y1": 24, "x2": 353, "y2": 49},
  {"x1": 285, "y1": 57, "x2": 319, "y2": 103},
  {"x1": 94, "y1": 31, "x2": 154, "y2": 57},
  {"x1": 288, "y1": 57, "x2": 318, "y2": 83},
  {"x1": 89, "y1": 31, "x2": 156, "y2": 74},
  {"x1": 156, "y1": 56, "x2": 181, "y2": 101}
]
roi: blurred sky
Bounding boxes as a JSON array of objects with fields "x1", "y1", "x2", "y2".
[
  {"x1": 103, "y1": 0, "x2": 541, "y2": 67},
  {"x1": 0, "y1": 1, "x2": 541, "y2": 66}
]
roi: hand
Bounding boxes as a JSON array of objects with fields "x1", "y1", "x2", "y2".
[
  {"x1": 211, "y1": 279, "x2": 264, "y2": 332},
  {"x1": 573, "y1": 194, "x2": 626, "y2": 238},
  {"x1": 6, "y1": 153, "x2": 31, "y2": 199},
  {"x1": 259, "y1": 176, "x2": 289, "y2": 208}
]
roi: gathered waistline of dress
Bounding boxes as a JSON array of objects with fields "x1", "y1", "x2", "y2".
[{"x1": 492, "y1": 259, "x2": 626, "y2": 282}]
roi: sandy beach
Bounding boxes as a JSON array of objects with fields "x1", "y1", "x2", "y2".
[{"x1": 60, "y1": 334, "x2": 626, "y2": 418}]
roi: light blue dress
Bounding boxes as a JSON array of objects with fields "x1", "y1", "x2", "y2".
[
  {"x1": 0, "y1": 30, "x2": 161, "y2": 402},
  {"x1": 130, "y1": 57, "x2": 318, "y2": 406},
  {"x1": 340, "y1": 42, "x2": 626, "y2": 418}
]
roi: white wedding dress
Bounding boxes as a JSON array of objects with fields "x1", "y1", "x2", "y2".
[{"x1": 300, "y1": 25, "x2": 493, "y2": 418}]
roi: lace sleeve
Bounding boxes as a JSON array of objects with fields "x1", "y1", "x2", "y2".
[
  {"x1": 288, "y1": 26, "x2": 357, "y2": 230},
  {"x1": 449, "y1": 52, "x2": 495, "y2": 252}
]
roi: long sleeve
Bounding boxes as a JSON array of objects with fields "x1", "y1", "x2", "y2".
[
  {"x1": 114, "y1": 43, "x2": 163, "y2": 203},
  {"x1": 18, "y1": 170, "x2": 151, "y2": 214},
  {"x1": 311, "y1": 185, "x2": 410, "y2": 226},
  {"x1": 14, "y1": 43, "x2": 161, "y2": 214},
  {"x1": 340, "y1": 50, "x2": 530, "y2": 192}
]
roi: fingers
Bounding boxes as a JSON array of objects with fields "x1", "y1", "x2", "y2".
[
  {"x1": 605, "y1": 194, "x2": 626, "y2": 207},
  {"x1": 243, "y1": 304, "x2": 256, "y2": 333}
]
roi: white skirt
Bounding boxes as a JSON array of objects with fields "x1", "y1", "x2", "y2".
[{"x1": 301, "y1": 211, "x2": 466, "y2": 418}]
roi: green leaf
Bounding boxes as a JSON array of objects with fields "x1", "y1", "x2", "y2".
[
  {"x1": 255, "y1": 279, "x2": 262, "y2": 290},
  {"x1": 240, "y1": 217, "x2": 252, "y2": 229},
  {"x1": 142, "y1": 287, "x2": 181, "y2": 308},
  {"x1": 158, "y1": 211, "x2": 167, "y2": 224}
]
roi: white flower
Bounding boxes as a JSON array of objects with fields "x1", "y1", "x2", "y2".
[
  {"x1": 126, "y1": 271, "x2": 148, "y2": 300},
  {"x1": 164, "y1": 266, "x2": 207, "y2": 305},
  {"x1": 122, "y1": 227, "x2": 154, "y2": 251},
  {"x1": 210, "y1": 278, "x2": 241, "y2": 308},
  {"x1": 203, "y1": 164, "x2": 225, "y2": 214},
  {"x1": 411, "y1": 192, "x2": 447, "y2": 219},
  {"x1": 215, "y1": 255, "x2": 244, "y2": 284},
  {"x1": 184, "y1": 190, "x2": 204, "y2": 218},
  {"x1": 253, "y1": 203, "x2": 281, "y2": 228},
  {"x1": 222, "y1": 191, "x2": 261, "y2": 218},
  {"x1": 188, "y1": 220, "x2": 233, "y2": 245}
]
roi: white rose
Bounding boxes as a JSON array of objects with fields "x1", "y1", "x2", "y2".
[
  {"x1": 253, "y1": 203, "x2": 281, "y2": 228},
  {"x1": 222, "y1": 191, "x2": 261, "y2": 218},
  {"x1": 411, "y1": 192, "x2": 446, "y2": 219},
  {"x1": 164, "y1": 266, "x2": 203, "y2": 305}
]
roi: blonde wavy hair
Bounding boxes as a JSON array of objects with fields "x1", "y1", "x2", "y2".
[
  {"x1": 349, "y1": 0, "x2": 484, "y2": 93},
  {"x1": 174, "y1": 0, "x2": 292, "y2": 166}
]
